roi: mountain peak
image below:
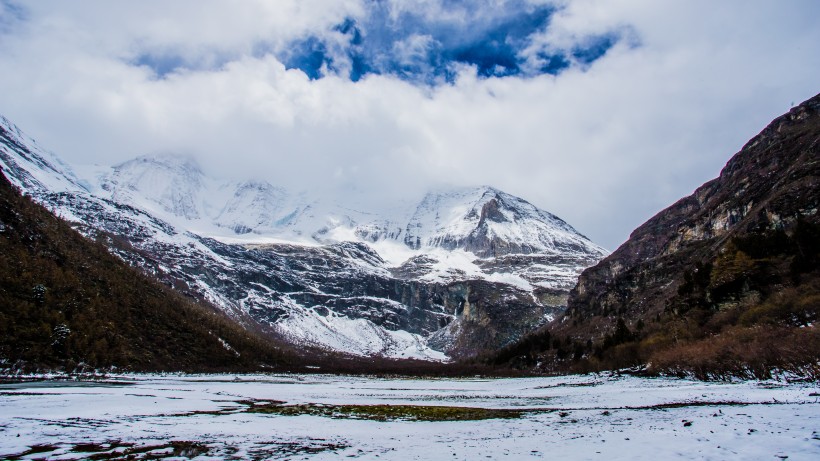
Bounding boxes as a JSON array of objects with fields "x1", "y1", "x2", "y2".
[
  {"x1": 101, "y1": 153, "x2": 207, "y2": 220},
  {"x1": 0, "y1": 116, "x2": 87, "y2": 195},
  {"x1": 115, "y1": 153, "x2": 203, "y2": 175},
  {"x1": 404, "y1": 185, "x2": 605, "y2": 258}
]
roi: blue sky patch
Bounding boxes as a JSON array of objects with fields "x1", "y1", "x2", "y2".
[
  {"x1": 283, "y1": 38, "x2": 332, "y2": 81},
  {"x1": 0, "y1": 0, "x2": 27, "y2": 34},
  {"x1": 279, "y1": 1, "x2": 622, "y2": 84},
  {"x1": 132, "y1": 53, "x2": 188, "y2": 79},
  {"x1": 572, "y1": 34, "x2": 620, "y2": 65},
  {"x1": 122, "y1": 1, "x2": 626, "y2": 83}
]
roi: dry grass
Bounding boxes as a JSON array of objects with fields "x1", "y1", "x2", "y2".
[{"x1": 647, "y1": 325, "x2": 820, "y2": 380}]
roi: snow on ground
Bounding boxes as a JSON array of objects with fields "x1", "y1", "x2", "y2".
[{"x1": 0, "y1": 374, "x2": 817, "y2": 460}]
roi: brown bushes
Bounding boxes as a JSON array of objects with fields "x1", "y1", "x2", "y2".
[{"x1": 647, "y1": 325, "x2": 820, "y2": 380}]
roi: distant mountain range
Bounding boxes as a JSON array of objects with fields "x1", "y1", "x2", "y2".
[
  {"x1": 0, "y1": 115, "x2": 607, "y2": 360},
  {"x1": 89, "y1": 152, "x2": 605, "y2": 262}
]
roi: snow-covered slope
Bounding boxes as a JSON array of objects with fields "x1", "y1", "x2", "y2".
[
  {"x1": 98, "y1": 154, "x2": 214, "y2": 220},
  {"x1": 0, "y1": 116, "x2": 87, "y2": 195},
  {"x1": 403, "y1": 186, "x2": 605, "y2": 257},
  {"x1": 0, "y1": 115, "x2": 608, "y2": 360},
  {"x1": 84, "y1": 155, "x2": 607, "y2": 290},
  {"x1": 215, "y1": 180, "x2": 290, "y2": 234},
  {"x1": 90, "y1": 154, "x2": 401, "y2": 244}
]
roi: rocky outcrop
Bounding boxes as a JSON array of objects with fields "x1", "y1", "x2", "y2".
[
  {"x1": 566, "y1": 94, "x2": 819, "y2": 325},
  {"x1": 427, "y1": 280, "x2": 555, "y2": 358},
  {"x1": 488, "y1": 94, "x2": 820, "y2": 378}
]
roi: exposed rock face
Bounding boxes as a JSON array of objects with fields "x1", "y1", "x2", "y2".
[
  {"x1": 566, "y1": 93, "x2": 820, "y2": 331},
  {"x1": 486, "y1": 94, "x2": 820, "y2": 378},
  {"x1": 0, "y1": 115, "x2": 606, "y2": 360},
  {"x1": 426, "y1": 280, "x2": 555, "y2": 358}
]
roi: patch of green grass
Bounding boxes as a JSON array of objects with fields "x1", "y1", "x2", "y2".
[{"x1": 246, "y1": 402, "x2": 526, "y2": 422}]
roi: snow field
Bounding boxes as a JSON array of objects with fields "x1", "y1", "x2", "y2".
[{"x1": 1, "y1": 374, "x2": 817, "y2": 460}]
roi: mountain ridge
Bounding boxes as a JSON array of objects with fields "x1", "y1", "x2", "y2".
[
  {"x1": 0, "y1": 114, "x2": 607, "y2": 360},
  {"x1": 0, "y1": 166, "x2": 304, "y2": 373},
  {"x1": 88, "y1": 154, "x2": 606, "y2": 260},
  {"x1": 73, "y1": 151, "x2": 607, "y2": 293},
  {"x1": 489, "y1": 93, "x2": 820, "y2": 379}
]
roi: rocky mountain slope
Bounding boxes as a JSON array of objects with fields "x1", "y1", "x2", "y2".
[
  {"x1": 0, "y1": 115, "x2": 607, "y2": 360},
  {"x1": 491, "y1": 93, "x2": 820, "y2": 378},
  {"x1": 403, "y1": 187, "x2": 599, "y2": 257},
  {"x1": 0, "y1": 167, "x2": 302, "y2": 373}
]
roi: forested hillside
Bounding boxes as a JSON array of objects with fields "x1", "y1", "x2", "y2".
[{"x1": 0, "y1": 172, "x2": 300, "y2": 373}]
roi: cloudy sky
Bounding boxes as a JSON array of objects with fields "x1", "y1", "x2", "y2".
[{"x1": 0, "y1": 0, "x2": 818, "y2": 249}]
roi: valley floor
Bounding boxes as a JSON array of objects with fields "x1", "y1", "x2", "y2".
[{"x1": 0, "y1": 373, "x2": 818, "y2": 460}]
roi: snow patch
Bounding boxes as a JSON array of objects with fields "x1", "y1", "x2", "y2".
[{"x1": 274, "y1": 307, "x2": 448, "y2": 362}]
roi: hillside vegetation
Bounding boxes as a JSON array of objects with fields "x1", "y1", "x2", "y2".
[
  {"x1": 0, "y1": 172, "x2": 301, "y2": 373},
  {"x1": 486, "y1": 94, "x2": 820, "y2": 380}
]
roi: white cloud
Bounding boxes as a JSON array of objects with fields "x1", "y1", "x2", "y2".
[{"x1": 0, "y1": 0, "x2": 817, "y2": 249}]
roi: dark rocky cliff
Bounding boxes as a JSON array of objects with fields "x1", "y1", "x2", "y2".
[
  {"x1": 490, "y1": 93, "x2": 820, "y2": 378},
  {"x1": 568, "y1": 93, "x2": 819, "y2": 322}
]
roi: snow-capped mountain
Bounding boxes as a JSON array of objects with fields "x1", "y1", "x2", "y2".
[
  {"x1": 215, "y1": 180, "x2": 291, "y2": 234},
  {"x1": 89, "y1": 153, "x2": 605, "y2": 256},
  {"x1": 99, "y1": 154, "x2": 211, "y2": 220},
  {"x1": 0, "y1": 115, "x2": 608, "y2": 360},
  {"x1": 403, "y1": 187, "x2": 604, "y2": 257},
  {"x1": 84, "y1": 154, "x2": 606, "y2": 291}
]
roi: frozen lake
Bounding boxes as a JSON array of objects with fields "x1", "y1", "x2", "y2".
[{"x1": 1, "y1": 373, "x2": 818, "y2": 460}]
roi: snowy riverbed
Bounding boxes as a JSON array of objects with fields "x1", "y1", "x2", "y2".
[{"x1": 1, "y1": 373, "x2": 818, "y2": 460}]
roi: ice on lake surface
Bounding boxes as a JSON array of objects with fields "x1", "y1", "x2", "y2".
[{"x1": 1, "y1": 373, "x2": 818, "y2": 460}]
